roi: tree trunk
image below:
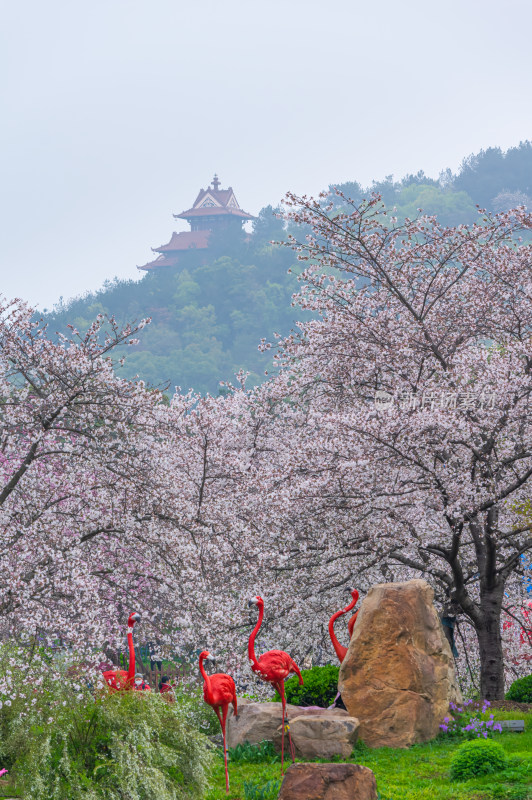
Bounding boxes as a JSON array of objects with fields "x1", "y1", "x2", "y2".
[{"x1": 477, "y1": 589, "x2": 505, "y2": 700}]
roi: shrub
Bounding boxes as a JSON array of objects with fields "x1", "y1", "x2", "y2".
[
  {"x1": 4, "y1": 683, "x2": 214, "y2": 800},
  {"x1": 168, "y1": 681, "x2": 220, "y2": 737},
  {"x1": 227, "y1": 740, "x2": 279, "y2": 764},
  {"x1": 275, "y1": 665, "x2": 339, "y2": 708},
  {"x1": 243, "y1": 778, "x2": 281, "y2": 800},
  {"x1": 450, "y1": 738, "x2": 508, "y2": 781},
  {"x1": 506, "y1": 674, "x2": 532, "y2": 703}
]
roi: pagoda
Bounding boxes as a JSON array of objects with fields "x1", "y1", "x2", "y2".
[{"x1": 137, "y1": 175, "x2": 256, "y2": 271}]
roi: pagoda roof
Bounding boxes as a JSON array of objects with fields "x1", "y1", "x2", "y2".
[
  {"x1": 152, "y1": 230, "x2": 210, "y2": 253},
  {"x1": 137, "y1": 231, "x2": 210, "y2": 271},
  {"x1": 193, "y1": 187, "x2": 235, "y2": 207},
  {"x1": 137, "y1": 254, "x2": 181, "y2": 271},
  {"x1": 174, "y1": 174, "x2": 256, "y2": 221},
  {"x1": 175, "y1": 206, "x2": 255, "y2": 221}
]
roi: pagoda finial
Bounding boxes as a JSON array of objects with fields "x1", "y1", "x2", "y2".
[{"x1": 212, "y1": 174, "x2": 221, "y2": 191}]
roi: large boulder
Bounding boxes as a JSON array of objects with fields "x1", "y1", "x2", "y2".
[
  {"x1": 274, "y1": 713, "x2": 360, "y2": 760},
  {"x1": 226, "y1": 700, "x2": 300, "y2": 748},
  {"x1": 226, "y1": 700, "x2": 348, "y2": 748},
  {"x1": 278, "y1": 763, "x2": 377, "y2": 800},
  {"x1": 339, "y1": 579, "x2": 462, "y2": 748}
]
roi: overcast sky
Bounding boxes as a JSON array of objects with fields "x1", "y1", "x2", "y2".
[{"x1": 1, "y1": 0, "x2": 531, "y2": 310}]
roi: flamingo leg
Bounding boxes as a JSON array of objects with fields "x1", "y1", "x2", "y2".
[
  {"x1": 288, "y1": 725, "x2": 296, "y2": 761},
  {"x1": 221, "y1": 704, "x2": 230, "y2": 794},
  {"x1": 278, "y1": 680, "x2": 295, "y2": 769},
  {"x1": 213, "y1": 706, "x2": 229, "y2": 793},
  {"x1": 279, "y1": 683, "x2": 285, "y2": 776}
]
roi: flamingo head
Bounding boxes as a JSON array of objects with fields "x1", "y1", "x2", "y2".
[
  {"x1": 128, "y1": 612, "x2": 141, "y2": 626},
  {"x1": 199, "y1": 650, "x2": 216, "y2": 666},
  {"x1": 248, "y1": 595, "x2": 263, "y2": 607},
  {"x1": 350, "y1": 589, "x2": 359, "y2": 605}
]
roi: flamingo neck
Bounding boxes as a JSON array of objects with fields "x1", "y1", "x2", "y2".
[
  {"x1": 328, "y1": 594, "x2": 358, "y2": 663},
  {"x1": 328, "y1": 610, "x2": 348, "y2": 663},
  {"x1": 248, "y1": 602, "x2": 264, "y2": 667},
  {"x1": 347, "y1": 609, "x2": 359, "y2": 639},
  {"x1": 199, "y1": 654, "x2": 212, "y2": 694},
  {"x1": 126, "y1": 625, "x2": 136, "y2": 684}
]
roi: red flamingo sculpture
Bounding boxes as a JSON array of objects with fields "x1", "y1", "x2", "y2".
[
  {"x1": 102, "y1": 611, "x2": 140, "y2": 691},
  {"x1": 328, "y1": 589, "x2": 359, "y2": 663},
  {"x1": 248, "y1": 596, "x2": 303, "y2": 775},
  {"x1": 199, "y1": 650, "x2": 237, "y2": 795}
]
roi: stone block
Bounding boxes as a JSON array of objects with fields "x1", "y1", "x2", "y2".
[
  {"x1": 273, "y1": 713, "x2": 359, "y2": 760},
  {"x1": 278, "y1": 763, "x2": 377, "y2": 800}
]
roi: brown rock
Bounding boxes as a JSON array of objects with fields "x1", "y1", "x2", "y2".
[
  {"x1": 273, "y1": 713, "x2": 359, "y2": 760},
  {"x1": 278, "y1": 763, "x2": 377, "y2": 800},
  {"x1": 226, "y1": 700, "x2": 304, "y2": 748},
  {"x1": 339, "y1": 579, "x2": 462, "y2": 748},
  {"x1": 227, "y1": 700, "x2": 349, "y2": 748},
  {"x1": 292, "y1": 707, "x2": 350, "y2": 718}
]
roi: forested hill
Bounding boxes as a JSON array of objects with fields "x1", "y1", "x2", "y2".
[
  {"x1": 48, "y1": 210, "x2": 300, "y2": 395},
  {"x1": 46, "y1": 141, "x2": 532, "y2": 395}
]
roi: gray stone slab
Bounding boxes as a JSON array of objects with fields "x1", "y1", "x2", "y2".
[{"x1": 499, "y1": 719, "x2": 525, "y2": 732}]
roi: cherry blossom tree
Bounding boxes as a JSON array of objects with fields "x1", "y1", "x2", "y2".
[
  {"x1": 0, "y1": 302, "x2": 267, "y2": 692},
  {"x1": 237, "y1": 192, "x2": 532, "y2": 699},
  {"x1": 126, "y1": 189, "x2": 532, "y2": 697},
  {"x1": 4, "y1": 186, "x2": 532, "y2": 705},
  {"x1": 0, "y1": 298, "x2": 184, "y2": 657}
]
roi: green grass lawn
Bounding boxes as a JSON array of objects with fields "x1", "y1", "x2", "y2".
[
  {"x1": 1, "y1": 711, "x2": 529, "y2": 799},
  {"x1": 205, "y1": 711, "x2": 532, "y2": 800}
]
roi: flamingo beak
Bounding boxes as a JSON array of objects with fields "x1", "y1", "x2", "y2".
[
  {"x1": 248, "y1": 597, "x2": 259, "y2": 607},
  {"x1": 205, "y1": 652, "x2": 217, "y2": 665},
  {"x1": 132, "y1": 613, "x2": 141, "y2": 622}
]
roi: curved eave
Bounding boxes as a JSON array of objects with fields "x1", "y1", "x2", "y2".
[{"x1": 173, "y1": 207, "x2": 256, "y2": 221}]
